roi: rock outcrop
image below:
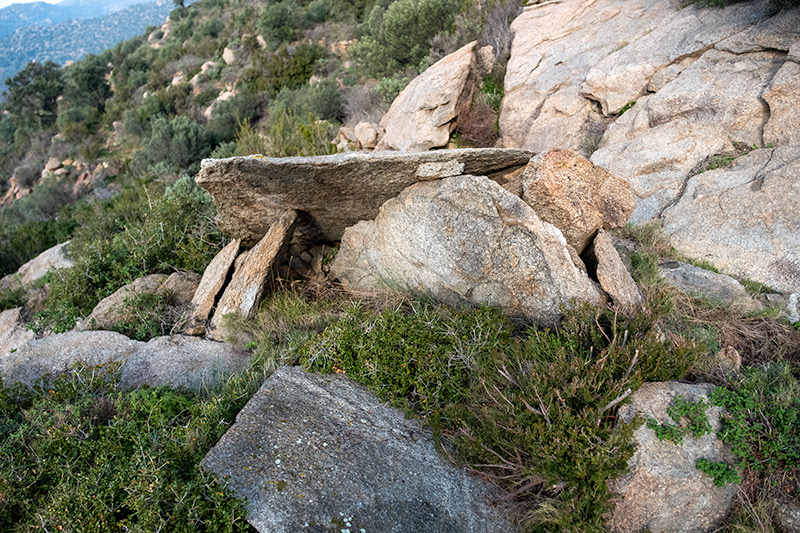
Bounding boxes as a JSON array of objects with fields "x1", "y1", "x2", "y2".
[
  {"x1": 585, "y1": 230, "x2": 643, "y2": 309},
  {"x1": 521, "y1": 149, "x2": 636, "y2": 253},
  {"x1": 0, "y1": 331, "x2": 249, "y2": 390},
  {"x1": 195, "y1": 148, "x2": 532, "y2": 243},
  {"x1": 14, "y1": 240, "x2": 73, "y2": 287},
  {"x1": 376, "y1": 41, "x2": 478, "y2": 152},
  {"x1": 609, "y1": 382, "x2": 738, "y2": 533},
  {"x1": 331, "y1": 175, "x2": 602, "y2": 325},
  {"x1": 661, "y1": 147, "x2": 800, "y2": 295},
  {"x1": 499, "y1": 0, "x2": 799, "y2": 295},
  {"x1": 201, "y1": 366, "x2": 515, "y2": 533}
]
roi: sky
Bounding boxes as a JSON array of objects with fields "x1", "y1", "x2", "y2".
[{"x1": 0, "y1": 0, "x2": 61, "y2": 8}]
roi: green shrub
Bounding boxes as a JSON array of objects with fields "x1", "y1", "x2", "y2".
[
  {"x1": 262, "y1": 43, "x2": 327, "y2": 96},
  {"x1": 130, "y1": 115, "x2": 211, "y2": 175},
  {"x1": 0, "y1": 285, "x2": 25, "y2": 312},
  {"x1": 298, "y1": 303, "x2": 703, "y2": 529},
  {"x1": 267, "y1": 109, "x2": 338, "y2": 157},
  {"x1": 208, "y1": 89, "x2": 261, "y2": 144},
  {"x1": 696, "y1": 458, "x2": 741, "y2": 487},
  {"x1": 0, "y1": 363, "x2": 256, "y2": 532},
  {"x1": 37, "y1": 176, "x2": 225, "y2": 332},
  {"x1": 353, "y1": 0, "x2": 465, "y2": 78},
  {"x1": 710, "y1": 362, "x2": 800, "y2": 471}
]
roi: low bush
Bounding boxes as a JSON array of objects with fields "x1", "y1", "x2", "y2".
[
  {"x1": 0, "y1": 364, "x2": 256, "y2": 532},
  {"x1": 267, "y1": 109, "x2": 338, "y2": 157},
  {"x1": 36, "y1": 176, "x2": 225, "y2": 332},
  {"x1": 298, "y1": 303, "x2": 704, "y2": 530}
]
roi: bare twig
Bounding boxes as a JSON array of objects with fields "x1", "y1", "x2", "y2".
[
  {"x1": 597, "y1": 388, "x2": 632, "y2": 426},
  {"x1": 623, "y1": 349, "x2": 639, "y2": 382}
]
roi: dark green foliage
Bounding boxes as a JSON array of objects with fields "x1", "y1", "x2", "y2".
[
  {"x1": 130, "y1": 115, "x2": 211, "y2": 175},
  {"x1": 710, "y1": 362, "x2": 800, "y2": 471},
  {"x1": 353, "y1": 0, "x2": 465, "y2": 78},
  {"x1": 646, "y1": 396, "x2": 712, "y2": 445},
  {"x1": 208, "y1": 89, "x2": 261, "y2": 144},
  {"x1": 0, "y1": 178, "x2": 77, "y2": 277},
  {"x1": 690, "y1": 0, "x2": 799, "y2": 13},
  {"x1": 0, "y1": 285, "x2": 25, "y2": 312},
  {"x1": 110, "y1": 291, "x2": 172, "y2": 341},
  {"x1": 37, "y1": 176, "x2": 225, "y2": 332},
  {"x1": 267, "y1": 109, "x2": 339, "y2": 157},
  {"x1": 696, "y1": 458, "x2": 741, "y2": 487},
  {"x1": 299, "y1": 304, "x2": 702, "y2": 530},
  {"x1": 306, "y1": 79, "x2": 345, "y2": 122},
  {"x1": 262, "y1": 43, "x2": 327, "y2": 96},
  {"x1": 3, "y1": 61, "x2": 64, "y2": 133},
  {"x1": 300, "y1": 304, "x2": 514, "y2": 416},
  {"x1": 258, "y1": 0, "x2": 302, "y2": 48},
  {"x1": 0, "y1": 364, "x2": 256, "y2": 532}
]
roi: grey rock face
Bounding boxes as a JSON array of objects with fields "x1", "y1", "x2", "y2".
[
  {"x1": 0, "y1": 330, "x2": 249, "y2": 390},
  {"x1": 376, "y1": 41, "x2": 477, "y2": 152},
  {"x1": 500, "y1": 0, "x2": 681, "y2": 153},
  {"x1": 662, "y1": 147, "x2": 800, "y2": 295},
  {"x1": 81, "y1": 274, "x2": 170, "y2": 331},
  {"x1": 9, "y1": 240, "x2": 74, "y2": 287},
  {"x1": 331, "y1": 175, "x2": 602, "y2": 325},
  {"x1": 201, "y1": 366, "x2": 515, "y2": 533},
  {"x1": 0, "y1": 307, "x2": 35, "y2": 359},
  {"x1": 593, "y1": 46, "x2": 786, "y2": 221},
  {"x1": 659, "y1": 260, "x2": 763, "y2": 313},
  {"x1": 195, "y1": 148, "x2": 532, "y2": 243},
  {"x1": 609, "y1": 382, "x2": 738, "y2": 533}
]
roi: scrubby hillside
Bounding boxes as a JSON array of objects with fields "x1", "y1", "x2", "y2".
[{"x1": 0, "y1": 0, "x2": 798, "y2": 531}]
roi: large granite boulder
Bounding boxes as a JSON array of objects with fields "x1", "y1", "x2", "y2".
[
  {"x1": 521, "y1": 149, "x2": 636, "y2": 253},
  {"x1": 593, "y1": 45, "x2": 787, "y2": 221},
  {"x1": 331, "y1": 175, "x2": 602, "y2": 325},
  {"x1": 661, "y1": 147, "x2": 800, "y2": 295},
  {"x1": 201, "y1": 366, "x2": 515, "y2": 533},
  {"x1": 195, "y1": 149, "x2": 532, "y2": 243},
  {"x1": 0, "y1": 331, "x2": 249, "y2": 390},
  {"x1": 500, "y1": 0, "x2": 683, "y2": 153},
  {"x1": 609, "y1": 382, "x2": 738, "y2": 533},
  {"x1": 376, "y1": 41, "x2": 478, "y2": 152},
  {"x1": 500, "y1": 0, "x2": 798, "y2": 233}
]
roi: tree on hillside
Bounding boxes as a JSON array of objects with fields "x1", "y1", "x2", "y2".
[
  {"x1": 3, "y1": 61, "x2": 64, "y2": 133},
  {"x1": 173, "y1": 0, "x2": 185, "y2": 7}
]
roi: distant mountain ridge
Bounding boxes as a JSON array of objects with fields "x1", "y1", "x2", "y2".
[
  {"x1": 0, "y1": 0, "x2": 150, "y2": 40},
  {"x1": 0, "y1": 0, "x2": 171, "y2": 94}
]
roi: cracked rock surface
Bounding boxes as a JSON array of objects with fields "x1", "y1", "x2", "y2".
[
  {"x1": 201, "y1": 366, "x2": 515, "y2": 533},
  {"x1": 662, "y1": 147, "x2": 800, "y2": 295},
  {"x1": 501, "y1": 0, "x2": 799, "y2": 291}
]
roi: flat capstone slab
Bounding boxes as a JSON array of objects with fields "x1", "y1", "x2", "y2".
[{"x1": 201, "y1": 366, "x2": 515, "y2": 533}]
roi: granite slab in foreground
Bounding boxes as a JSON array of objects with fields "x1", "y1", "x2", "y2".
[{"x1": 201, "y1": 366, "x2": 515, "y2": 533}]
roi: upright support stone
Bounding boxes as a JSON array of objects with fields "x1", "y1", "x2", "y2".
[
  {"x1": 185, "y1": 239, "x2": 241, "y2": 336},
  {"x1": 208, "y1": 210, "x2": 297, "y2": 341}
]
